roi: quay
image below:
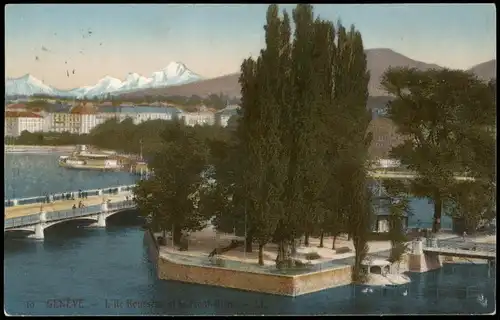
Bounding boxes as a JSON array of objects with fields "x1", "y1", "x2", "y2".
[{"x1": 145, "y1": 227, "x2": 496, "y2": 297}]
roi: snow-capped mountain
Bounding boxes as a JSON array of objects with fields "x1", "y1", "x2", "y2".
[
  {"x1": 149, "y1": 62, "x2": 201, "y2": 88},
  {"x1": 5, "y1": 61, "x2": 203, "y2": 98},
  {"x1": 81, "y1": 76, "x2": 124, "y2": 98},
  {"x1": 5, "y1": 74, "x2": 57, "y2": 96}
]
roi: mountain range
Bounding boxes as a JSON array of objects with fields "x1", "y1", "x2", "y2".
[
  {"x1": 5, "y1": 49, "x2": 496, "y2": 99},
  {"x1": 119, "y1": 49, "x2": 496, "y2": 99},
  {"x1": 5, "y1": 62, "x2": 203, "y2": 98}
]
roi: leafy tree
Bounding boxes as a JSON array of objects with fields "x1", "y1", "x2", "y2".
[
  {"x1": 446, "y1": 181, "x2": 496, "y2": 233},
  {"x1": 381, "y1": 68, "x2": 496, "y2": 233},
  {"x1": 134, "y1": 121, "x2": 210, "y2": 246}
]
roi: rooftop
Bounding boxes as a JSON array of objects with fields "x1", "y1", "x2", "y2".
[
  {"x1": 5, "y1": 111, "x2": 43, "y2": 118},
  {"x1": 6, "y1": 103, "x2": 27, "y2": 110},
  {"x1": 70, "y1": 104, "x2": 97, "y2": 115},
  {"x1": 97, "y1": 105, "x2": 180, "y2": 114}
]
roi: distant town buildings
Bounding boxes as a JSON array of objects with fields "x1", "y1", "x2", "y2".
[
  {"x1": 3, "y1": 102, "x2": 241, "y2": 137},
  {"x1": 4, "y1": 102, "x2": 402, "y2": 160}
]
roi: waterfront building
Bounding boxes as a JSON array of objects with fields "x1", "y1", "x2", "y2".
[
  {"x1": 97, "y1": 105, "x2": 180, "y2": 125},
  {"x1": 4, "y1": 111, "x2": 45, "y2": 137},
  {"x1": 180, "y1": 111, "x2": 216, "y2": 127},
  {"x1": 70, "y1": 104, "x2": 99, "y2": 134},
  {"x1": 50, "y1": 112, "x2": 77, "y2": 133}
]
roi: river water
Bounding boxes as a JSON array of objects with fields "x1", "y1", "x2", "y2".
[{"x1": 4, "y1": 154, "x2": 495, "y2": 315}]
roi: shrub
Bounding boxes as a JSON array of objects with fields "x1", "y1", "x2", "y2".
[
  {"x1": 305, "y1": 252, "x2": 321, "y2": 260},
  {"x1": 335, "y1": 247, "x2": 352, "y2": 254}
]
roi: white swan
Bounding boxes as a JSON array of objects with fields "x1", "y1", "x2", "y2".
[
  {"x1": 477, "y1": 294, "x2": 488, "y2": 307},
  {"x1": 361, "y1": 288, "x2": 369, "y2": 294},
  {"x1": 403, "y1": 290, "x2": 408, "y2": 296},
  {"x1": 368, "y1": 288, "x2": 374, "y2": 293}
]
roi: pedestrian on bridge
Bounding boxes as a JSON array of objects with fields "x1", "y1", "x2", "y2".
[{"x1": 463, "y1": 231, "x2": 467, "y2": 242}]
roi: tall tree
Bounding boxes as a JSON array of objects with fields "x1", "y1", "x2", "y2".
[
  {"x1": 251, "y1": 5, "x2": 289, "y2": 265},
  {"x1": 380, "y1": 68, "x2": 495, "y2": 233},
  {"x1": 334, "y1": 24, "x2": 373, "y2": 283},
  {"x1": 281, "y1": 4, "x2": 318, "y2": 251},
  {"x1": 134, "y1": 122, "x2": 210, "y2": 246}
]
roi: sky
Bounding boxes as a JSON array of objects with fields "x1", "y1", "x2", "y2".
[{"x1": 5, "y1": 4, "x2": 496, "y2": 90}]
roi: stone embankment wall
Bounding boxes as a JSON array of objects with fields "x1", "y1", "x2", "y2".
[
  {"x1": 144, "y1": 229, "x2": 159, "y2": 265},
  {"x1": 144, "y1": 229, "x2": 352, "y2": 296}
]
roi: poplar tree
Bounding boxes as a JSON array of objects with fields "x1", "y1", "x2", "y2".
[
  {"x1": 286, "y1": 4, "x2": 319, "y2": 248},
  {"x1": 237, "y1": 5, "x2": 288, "y2": 265},
  {"x1": 334, "y1": 24, "x2": 373, "y2": 283}
]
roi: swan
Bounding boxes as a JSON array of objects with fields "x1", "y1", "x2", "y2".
[
  {"x1": 477, "y1": 294, "x2": 488, "y2": 307},
  {"x1": 361, "y1": 288, "x2": 369, "y2": 294},
  {"x1": 403, "y1": 290, "x2": 408, "y2": 296},
  {"x1": 368, "y1": 288, "x2": 373, "y2": 293}
]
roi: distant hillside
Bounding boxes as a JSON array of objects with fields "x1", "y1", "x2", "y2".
[
  {"x1": 467, "y1": 60, "x2": 496, "y2": 81},
  {"x1": 365, "y1": 48, "x2": 443, "y2": 97},
  {"x1": 119, "y1": 49, "x2": 495, "y2": 99}
]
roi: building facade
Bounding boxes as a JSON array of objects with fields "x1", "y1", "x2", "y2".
[
  {"x1": 180, "y1": 111, "x2": 216, "y2": 127},
  {"x1": 4, "y1": 111, "x2": 45, "y2": 137}
]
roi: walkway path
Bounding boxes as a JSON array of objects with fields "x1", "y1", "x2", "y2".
[{"x1": 5, "y1": 192, "x2": 133, "y2": 219}]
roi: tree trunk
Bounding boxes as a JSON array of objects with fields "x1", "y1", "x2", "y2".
[
  {"x1": 162, "y1": 229, "x2": 166, "y2": 239},
  {"x1": 291, "y1": 238, "x2": 297, "y2": 256},
  {"x1": 245, "y1": 233, "x2": 253, "y2": 253},
  {"x1": 332, "y1": 234, "x2": 337, "y2": 250},
  {"x1": 304, "y1": 232, "x2": 310, "y2": 247},
  {"x1": 173, "y1": 226, "x2": 182, "y2": 246},
  {"x1": 347, "y1": 233, "x2": 351, "y2": 241},
  {"x1": 319, "y1": 232, "x2": 324, "y2": 248},
  {"x1": 258, "y1": 244, "x2": 264, "y2": 266},
  {"x1": 432, "y1": 194, "x2": 442, "y2": 233}
]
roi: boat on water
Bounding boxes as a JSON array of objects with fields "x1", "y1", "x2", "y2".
[{"x1": 58, "y1": 145, "x2": 123, "y2": 171}]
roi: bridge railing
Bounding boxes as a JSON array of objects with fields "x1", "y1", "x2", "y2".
[
  {"x1": 46, "y1": 204, "x2": 102, "y2": 222},
  {"x1": 4, "y1": 213, "x2": 40, "y2": 229},
  {"x1": 5, "y1": 200, "x2": 137, "y2": 229},
  {"x1": 422, "y1": 238, "x2": 496, "y2": 255},
  {"x1": 4, "y1": 184, "x2": 137, "y2": 208}
]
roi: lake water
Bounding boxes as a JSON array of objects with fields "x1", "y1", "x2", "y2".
[{"x1": 4, "y1": 153, "x2": 493, "y2": 315}]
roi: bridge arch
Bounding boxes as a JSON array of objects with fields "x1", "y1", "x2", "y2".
[{"x1": 43, "y1": 217, "x2": 98, "y2": 231}]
